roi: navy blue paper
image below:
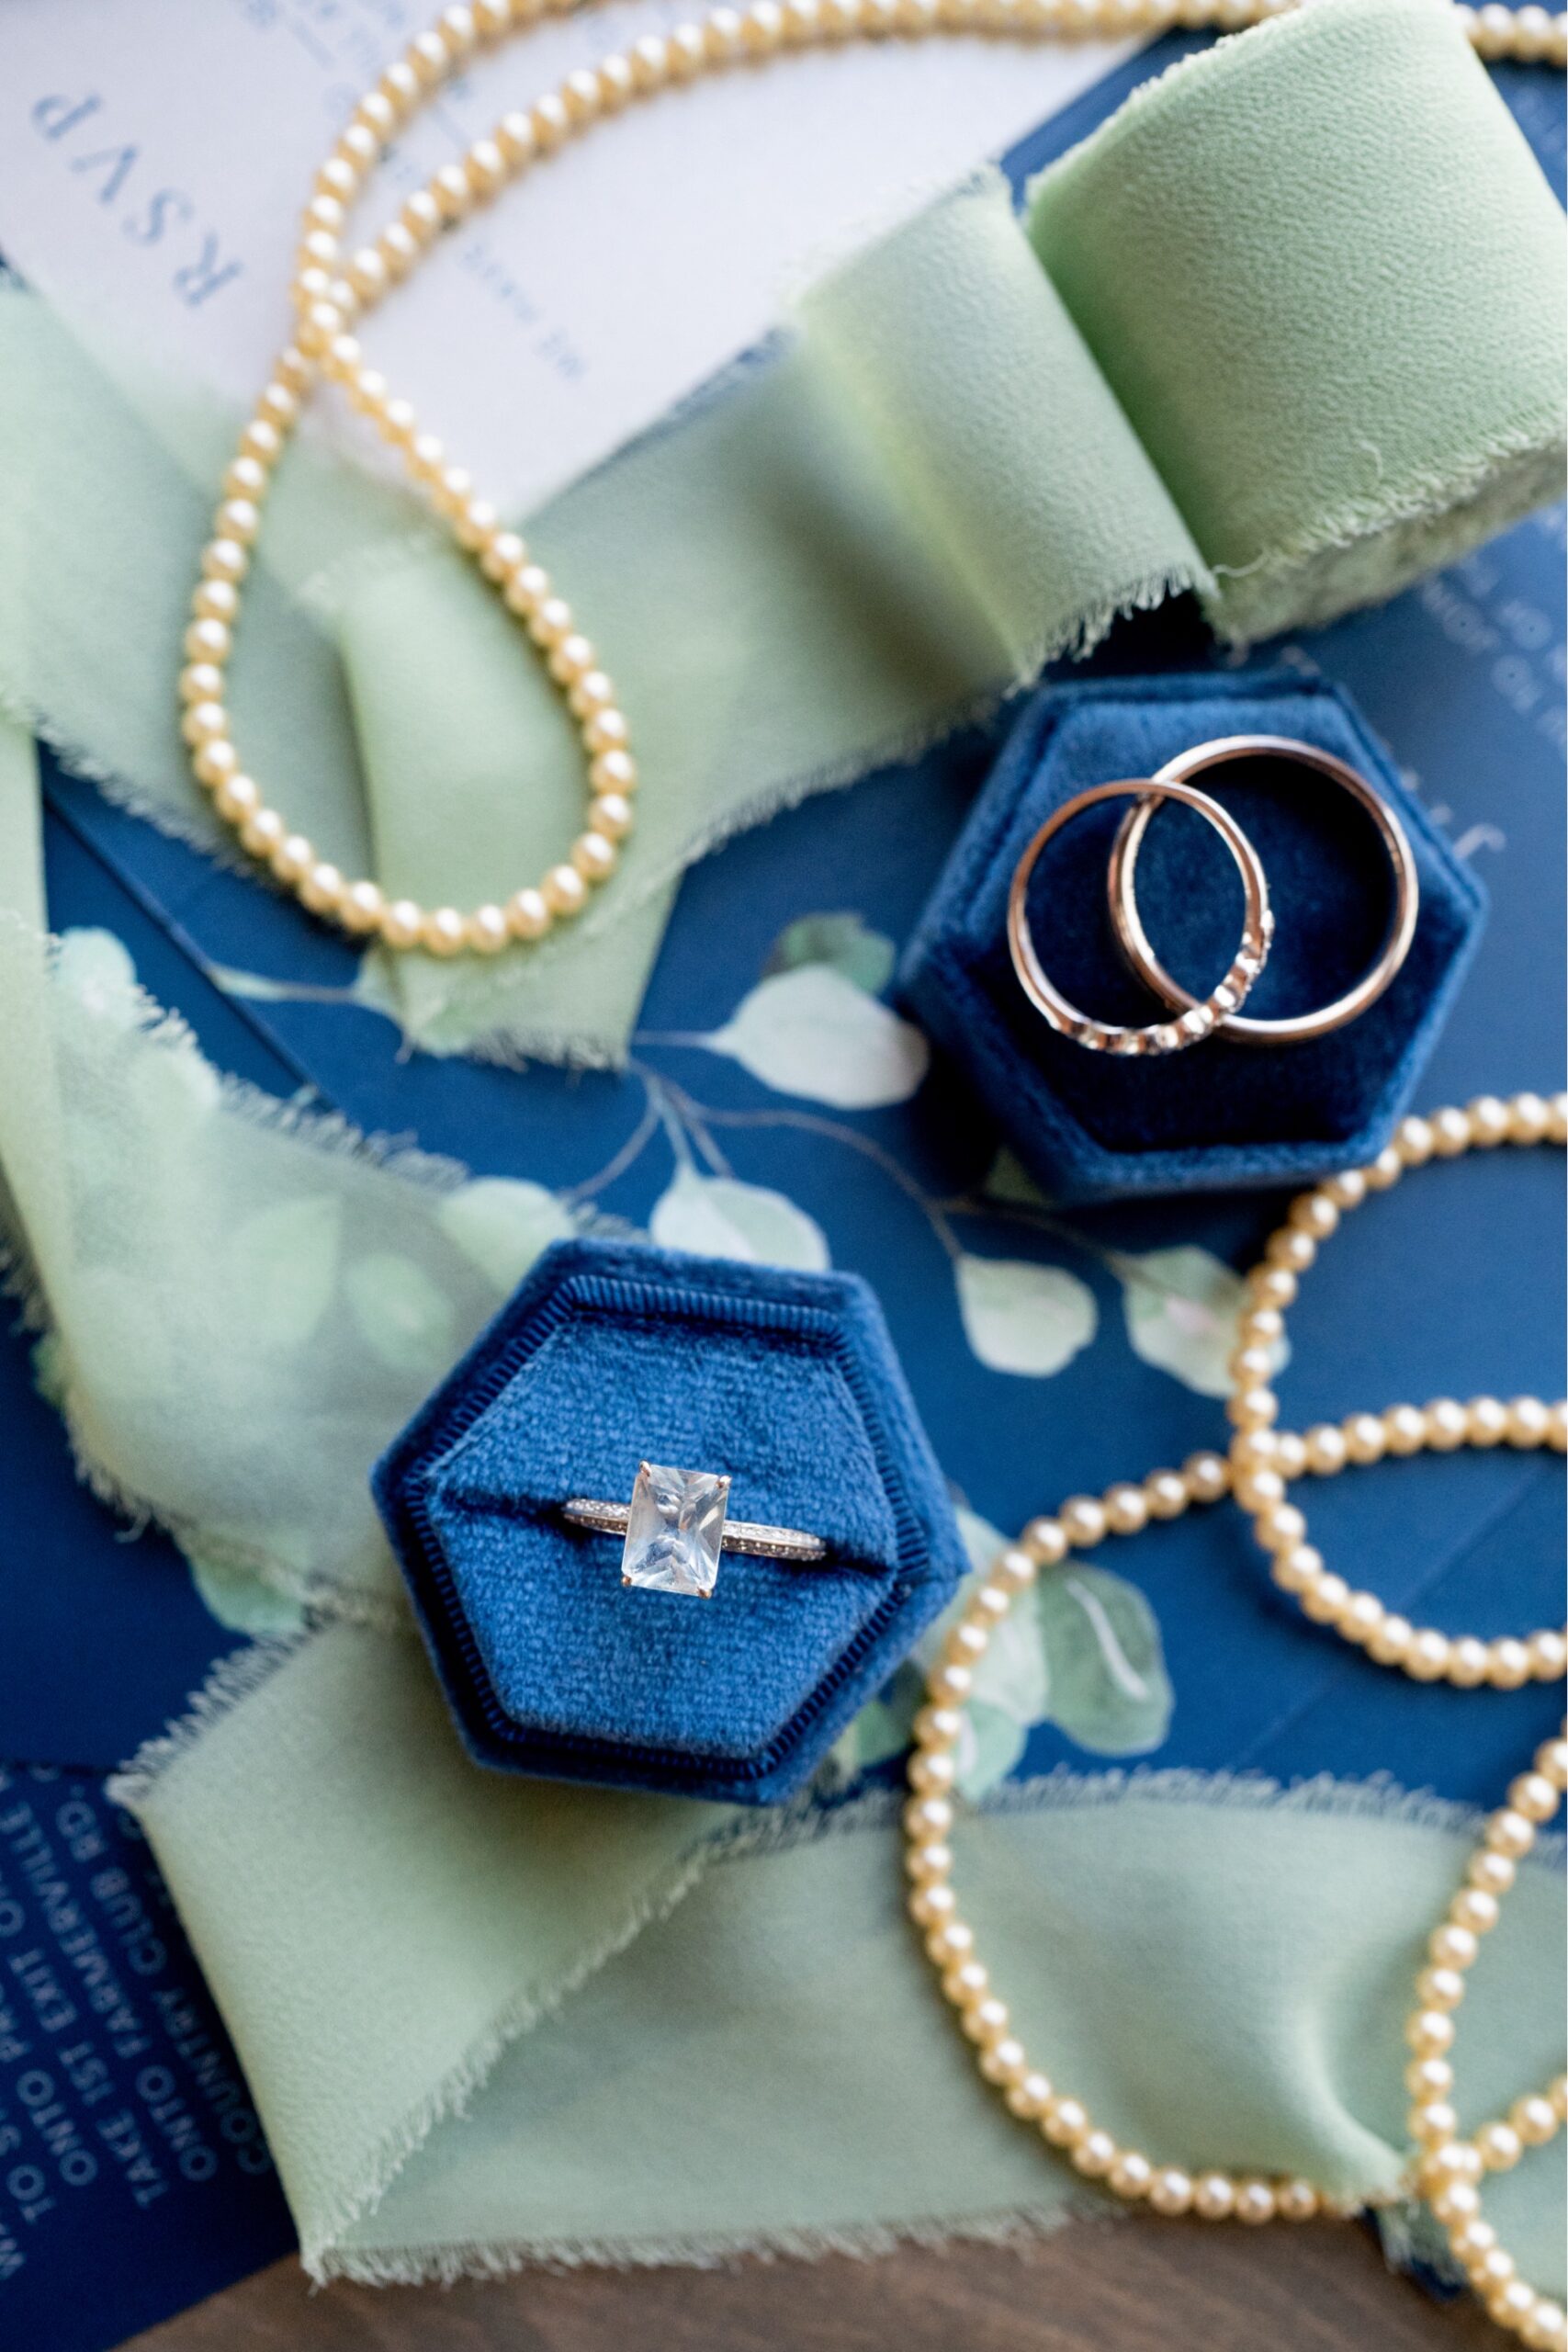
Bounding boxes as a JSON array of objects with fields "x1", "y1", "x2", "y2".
[{"x1": 0, "y1": 1766, "x2": 293, "y2": 2352}]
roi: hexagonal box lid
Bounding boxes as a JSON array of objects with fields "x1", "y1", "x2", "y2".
[{"x1": 373, "y1": 1238, "x2": 965, "y2": 1805}]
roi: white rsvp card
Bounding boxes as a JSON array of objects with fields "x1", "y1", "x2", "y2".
[{"x1": 0, "y1": 0, "x2": 1134, "y2": 512}]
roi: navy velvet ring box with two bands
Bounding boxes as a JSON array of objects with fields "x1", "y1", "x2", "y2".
[
  {"x1": 373, "y1": 1238, "x2": 966, "y2": 1804},
  {"x1": 901, "y1": 669, "x2": 1487, "y2": 1203}
]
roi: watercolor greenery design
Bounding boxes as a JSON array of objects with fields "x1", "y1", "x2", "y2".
[{"x1": 58, "y1": 917, "x2": 1273, "y2": 1779}]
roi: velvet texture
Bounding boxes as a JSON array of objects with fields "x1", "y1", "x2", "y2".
[
  {"x1": 373, "y1": 1239, "x2": 966, "y2": 1804},
  {"x1": 900, "y1": 669, "x2": 1486, "y2": 1202}
]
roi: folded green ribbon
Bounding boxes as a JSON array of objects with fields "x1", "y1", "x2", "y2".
[
  {"x1": 115, "y1": 1622, "x2": 1565, "y2": 2287},
  {"x1": 0, "y1": 0, "x2": 1559, "y2": 1063}
]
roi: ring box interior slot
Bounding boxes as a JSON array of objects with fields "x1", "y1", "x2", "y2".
[
  {"x1": 900, "y1": 669, "x2": 1486, "y2": 1203},
  {"x1": 373, "y1": 1238, "x2": 966, "y2": 1804}
]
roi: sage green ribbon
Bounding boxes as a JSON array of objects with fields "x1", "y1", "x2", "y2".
[
  {"x1": 114, "y1": 1621, "x2": 1565, "y2": 2289},
  {"x1": 0, "y1": 0, "x2": 1559, "y2": 1064}
]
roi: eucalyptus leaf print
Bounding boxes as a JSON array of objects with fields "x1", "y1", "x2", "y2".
[
  {"x1": 649, "y1": 1167, "x2": 829, "y2": 1270},
  {"x1": 763, "y1": 911, "x2": 897, "y2": 996},
  {"x1": 1034, "y1": 1563, "x2": 1173, "y2": 1755},
  {"x1": 229, "y1": 1196, "x2": 344, "y2": 1351},
  {"x1": 704, "y1": 964, "x2": 930, "y2": 1108},
  {"x1": 1120, "y1": 1243, "x2": 1288, "y2": 1397},
  {"x1": 955, "y1": 1254, "x2": 1098, "y2": 1376}
]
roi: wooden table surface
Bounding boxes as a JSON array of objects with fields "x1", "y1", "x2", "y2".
[{"x1": 129, "y1": 2217, "x2": 1501, "y2": 2352}]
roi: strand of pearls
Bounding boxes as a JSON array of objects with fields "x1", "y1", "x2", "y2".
[
  {"x1": 179, "y1": 0, "x2": 1567, "y2": 956},
  {"x1": 1408, "y1": 1728, "x2": 1568, "y2": 2349},
  {"x1": 1227, "y1": 1091, "x2": 1568, "y2": 1686},
  {"x1": 906, "y1": 1095, "x2": 1566, "y2": 2335},
  {"x1": 905, "y1": 1433, "x2": 1566, "y2": 2241}
]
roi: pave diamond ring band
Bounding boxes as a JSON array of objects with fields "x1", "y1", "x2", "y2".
[
  {"x1": 1108, "y1": 736, "x2": 1420, "y2": 1046},
  {"x1": 1008, "y1": 738, "x2": 1419, "y2": 1055},
  {"x1": 564, "y1": 1463, "x2": 828, "y2": 1598},
  {"x1": 1008, "y1": 777, "x2": 1275, "y2": 1057}
]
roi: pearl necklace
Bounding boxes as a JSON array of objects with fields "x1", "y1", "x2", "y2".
[
  {"x1": 1228, "y1": 1090, "x2": 1568, "y2": 1685},
  {"x1": 906, "y1": 1095, "x2": 1566, "y2": 2344},
  {"x1": 178, "y1": 0, "x2": 1568, "y2": 956}
]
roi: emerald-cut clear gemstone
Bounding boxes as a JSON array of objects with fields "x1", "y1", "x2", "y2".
[{"x1": 621, "y1": 1463, "x2": 729, "y2": 1596}]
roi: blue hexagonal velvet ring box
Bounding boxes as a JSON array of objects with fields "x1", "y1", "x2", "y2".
[
  {"x1": 373, "y1": 1238, "x2": 966, "y2": 1804},
  {"x1": 900, "y1": 668, "x2": 1487, "y2": 1204}
]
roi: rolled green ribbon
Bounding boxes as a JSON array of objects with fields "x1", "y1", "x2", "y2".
[{"x1": 0, "y1": 0, "x2": 1559, "y2": 1062}]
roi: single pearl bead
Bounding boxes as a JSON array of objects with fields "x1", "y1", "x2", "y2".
[
  {"x1": 1395, "y1": 1114, "x2": 1435, "y2": 1166},
  {"x1": 185, "y1": 617, "x2": 231, "y2": 664},
  {"x1": 339, "y1": 879, "x2": 385, "y2": 935},
  {"x1": 1304, "y1": 1423, "x2": 1348, "y2": 1475},
  {"x1": 1323, "y1": 1168, "x2": 1366, "y2": 1211},
  {"x1": 925, "y1": 1919, "x2": 973, "y2": 1966},
  {"x1": 960, "y1": 1995, "x2": 1010, "y2": 2045},
  {"x1": 905, "y1": 1839, "x2": 952, "y2": 1884},
  {"x1": 1041, "y1": 2096, "x2": 1089, "y2": 2148},
  {"x1": 1450, "y1": 1886, "x2": 1499, "y2": 1938},
  {"x1": 1191, "y1": 2172, "x2": 1235, "y2": 2221},
  {"x1": 465, "y1": 905, "x2": 511, "y2": 954},
  {"x1": 1368, "y1": 1614, "x2": 1413, "y2": 1667},
  {"x1": 1406, "y1": 2053, "x2": 1454, "y2": 2099},
  {"x1": 299, "y1": 861, "x2": 346, "y2": 915},
  {"x1": 571, "y1": 831, "x2": 618, "y2": 883},
  {"x1": 1465, "y1": 1094, "x2": 1511, "y2": 1147},
  {"x1": 1428, "y1": 1923, "x2": 1479, "y2": 1973},
  {"x1": 995, "y1": 1546, "x2": 1039, "y2": 1590},
  {"x1": 905, "y1": 1792, "x2": 953, "y2": 1839},
  {"x1": 1022, "y1": 1518, "x2": 1068, "y2": 1566},
  {"x1": 1429, "y1": 1106, "x2": 1472, "y2": 1158},
  {"x1": 1506, "y1": 1396, "x2": 1551, "y2": 1447},
  {"x1": 1227, "y1": 1386, "x2": 1279, "y2": 1432},
  {"x1": 1301, "y1": 1571, "x2": 1349, "y2": 1624},
  {"x1": 908, "y1": 1749, "x2": 954, "y2": 1794},
  {"x1": 1485, "y1": 1808, "x2": 1536, "y2": 1859},
  {"x1": 1143, "y1": 1471, "x2": 1188, "y2": 1521},
  {"x1": 1469, "y1": 1849, "x2": 1516, "y2": 1896},
  {"x1": 192, "y1": 579, "x2": 240, "y2": 624},
  {"x1": 1254, "y1": 1503, "x2": 1307, "y2": 1556},
  {"x1": 1508, "y1": 1091, "x2": 1550, "y2": 1143},
  {"x1": 907, "y1": 1882, "x2": 956, "y2": 1928},
  {"x1": 1423, "y1": 1397, "x2": 1469, "y2": 1452},
  {"x1": 1537, "y1": 1736, "x2": 1568, "y2": 1787},
  {"x1": 979, "y1": 2037, "x2": 1029, "y2": 2087},
  {"x1": 1108, "y1": 2150, "x2": 1152, "y2": 2199},
  {"x1": 1487, "y1": 1639, "x2": 1533, "y2": 1690},
  {"x1": 1416, "y1": 1964, "x2": 1466, "y2": 2012},
  {"x1": 1005, "y1": 2072, "x2": 1054, "y2": 2120},
  {"x1": 270, "y1": 832, "x2": 315, "y2": 885},
  {"x1": 1182, "y1": 1452, "x2": 1230, "y2": 1504},
  {"x1": 1271, "y1": 1545, "x2": 1323, "y2": 1596},
  {"x1": 1234, "y1": 2178, "x2": 1277, "y2": 2225},
  {"x1": 1430, "y1": 2178, "x2": 1481, "y2": 2228},
  {"x1": 1071, "y1": 2129, "x2": 1118, "y2": 2178},
  {"x1": 544, "y1": 863, "x2": 588, "y2": 917},
  {"x1": 1382, "y1": 1404, "x2": 1427, "y2": 1456},
  {"x1": 1276, "y1": 2178, "x2": 1318, "y2": 2222},
  {"x1": 419, "y1": 907, "x2": 467, "y2": 957},
  {"x1": 1343, "y1": 1412, "x2": 1386, "y2": 1465},
  {"x1": 181, "y1": 699, "x2": 229, "y2": 746},
  {"x1": 1272, "y1": 1430, "x2": 1307, "y2": 1481},
  {"x1": 1508, "y1": 1771, "x2": 1559, "y2": 1823},
  {"x1": 1241, "y1": 1261, "x2": 1297, "y2": 1317},
  {"x1": 1265, "y1": 1228, "x2": 1315, "y2": 1273},
  {"x1": 1102, "y1": 1483, "x2": 1148, "y2": 1536},
  {"x1": 1362, "y1": 1144, "x2": 1404, "y2": 1191},
  {"x1": 1477, "y1": 2122, "x2": 1524, "y2": 2173},
  {"x1": 1406, "y1": 2008, "x2": 1456, "y2": 2055},
  {"x1": 502, "y1": 888, "x2": 553, "y2": 943},
  {"x1": 379, "y1": 899, "x2": 424, "y2": 951},
  {"x1": 1337, "y1": 1592, "x2": 1384, "y2": 1645},
  {"x1": 945, "y1": 1623, "x2": 988, "y2": 1666},
  {"x1": 1446, "y1": 1636, "x2": 1490, "y2": 1688},
  {"x1": 914, "y1": 1702, "x2": 964, "y2": 1748},
  {"x1": 1463, "y1": 1396, "x2": 1509, "y2": 1448},
  {"x1": 1290, "y1": 1191, "x2": 1338, "y2": 1239},
  {"x1": 194, "y1": 739, "x2": 239, "y2": 786},
  {"x1": 930, "y1": 1662, "x2": 972, "y2": 1703},
  {"x1": 1060, "y1": 1496, "x2": 1107, "y2": 1549},
  {"x1": 214, "y1": 774, "x2": 261, "y2": 823},
  {"x1": 1148, "y1": 2167, "x2": 1194, "y2": 2216},
  {"x1": 1406, "y1": 1629, "x2": 1452, "y2": 1683},
  {"x1": 240, "y1": 808, "x2": 287, "y2": 859},
  {"x1": 584, "y1": 707, "x2": 629, "y2": 754}
]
